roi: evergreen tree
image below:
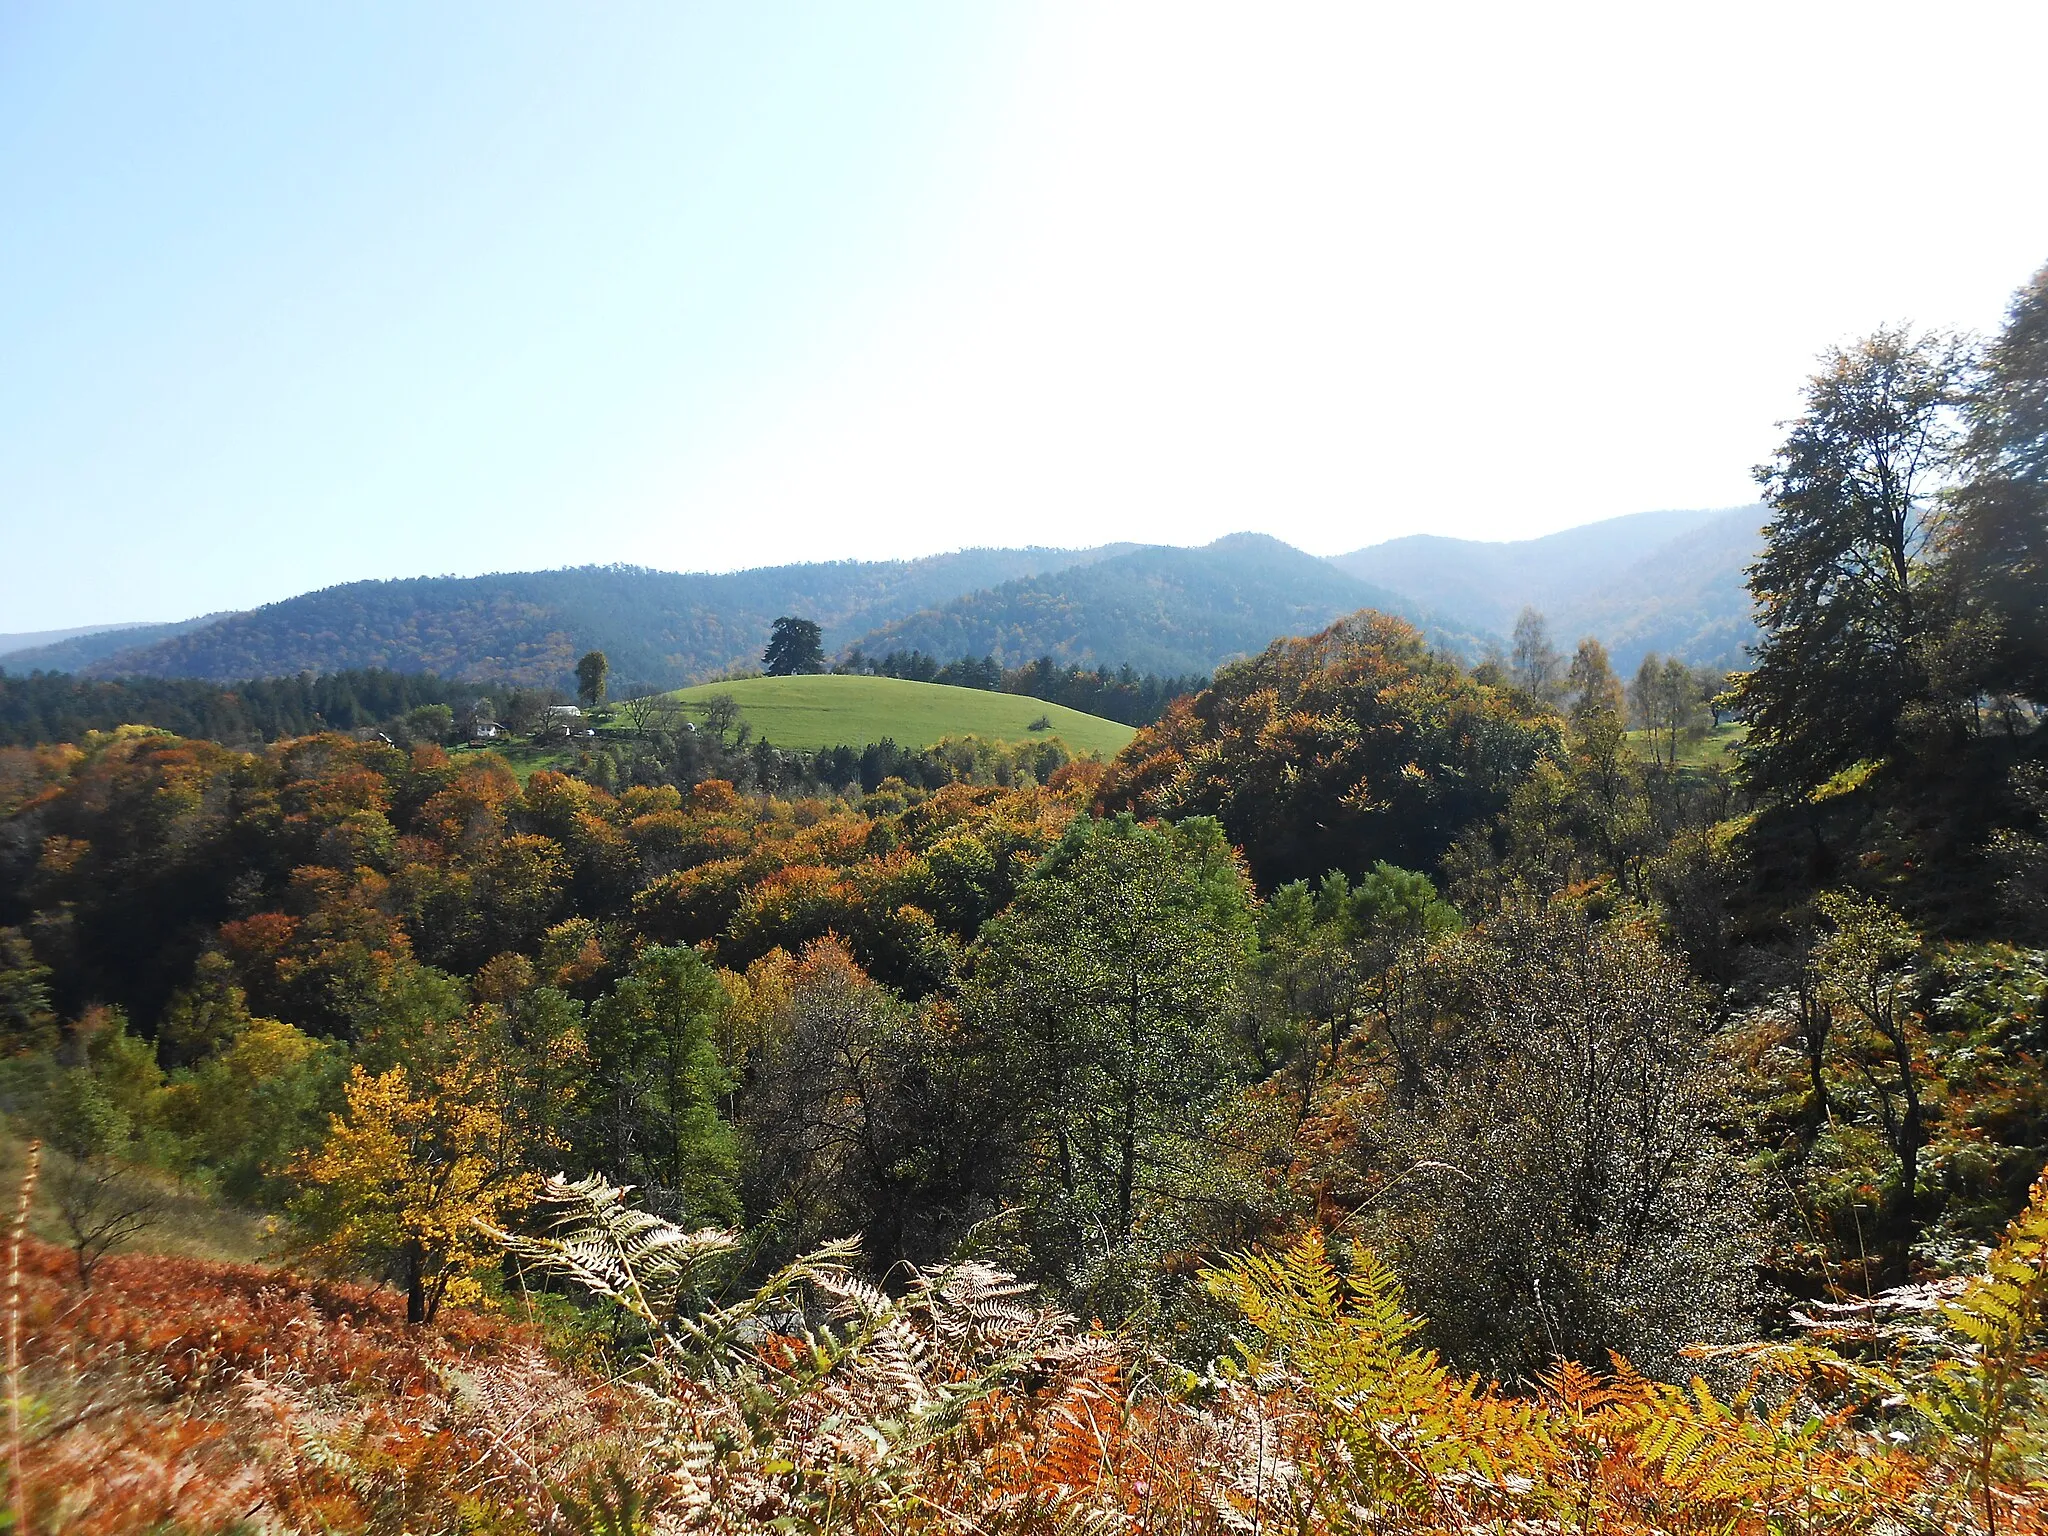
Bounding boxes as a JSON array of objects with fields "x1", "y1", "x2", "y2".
[
  {"x1": 575, "y1": 650, "x2": 609, "y2": 709},
  {"x1": 762, "y1": 617, "x2": 826, "y2": 676}
]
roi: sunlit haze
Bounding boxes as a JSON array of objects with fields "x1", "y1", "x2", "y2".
[{"x1": 4, "y1": 1, "x2": 2045, "y2": 630}]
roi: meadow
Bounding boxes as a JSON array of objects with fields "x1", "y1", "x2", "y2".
[{"x1": 665, "y1": 672, "x2": 1138, "y2": 756}]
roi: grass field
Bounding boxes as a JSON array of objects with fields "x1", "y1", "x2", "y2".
[
  {"x1": 1628, "y1": 721, "x2": 1748, "y2": 769},
  {"x1": 664, "y1": 674, "x2": 1139, "y2": 757}
]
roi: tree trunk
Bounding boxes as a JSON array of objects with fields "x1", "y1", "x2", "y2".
[{"x1": 403, "y1": 1238, "x2": 427, "y2": 1326}]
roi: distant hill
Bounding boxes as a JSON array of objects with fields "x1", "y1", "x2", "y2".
[
  {"x1": 1330, "y1": 506, "x2": 1765, "y2": 671},
  {"x1": 0, "y1": 622, "x2": 156, "y2": 655},
  {"x1": 668, "y1": 674, "x2": 1137, "y2": 757},
  {"x1": 1548, "y1": 509, "x2": 1766, "y2": 670},
  {"x1": 33, "y1": 508, "x2": 1765, "y2": 689},
  {"x1": 0, "y1": 616, "x2": 227, "y2": 673},
  {"x1": 847, "y1": 534, "x2": 1481, "y2": 677},
  {"x1": 78, "y1": 549, "x2": 1128, "y2": 689}
]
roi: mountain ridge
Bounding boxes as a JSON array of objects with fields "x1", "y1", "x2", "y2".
[
  {"x1": 72, "y1": 548, "x2": 1132, "y2": 689},
  {"x1": 17, "y1": 507, "x2": 1765, "y2": 687},
  {"x1": 847, "y1": 534, "x2": 1485, "y2": 676}
]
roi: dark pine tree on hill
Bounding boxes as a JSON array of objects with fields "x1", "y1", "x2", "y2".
[
  {"x1": 763, "y1": 617, "x2": 826, "y2": 677},
  {"x1": 575, "y1": 650, "x2": 609, "y2": 708}
]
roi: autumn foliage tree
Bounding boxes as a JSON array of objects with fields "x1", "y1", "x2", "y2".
[
  {"x1": 1097, "y1": 611, "x2": 1556, "y2": 888},
  {"x1": 292, "y1": 1017, "x2": 543, "y2": 1323}
]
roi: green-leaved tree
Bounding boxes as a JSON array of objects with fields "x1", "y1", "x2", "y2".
[
  {"x1": 966, "y1": 814, "x2": 1256, "y2": 1308},
  {"x1": 1734, "y1": 327, "x2": 1972, "y2": 796}
]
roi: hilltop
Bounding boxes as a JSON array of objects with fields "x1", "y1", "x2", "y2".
[{"x1": 0, "y1": 615, "x2": 229, "y2": 673}]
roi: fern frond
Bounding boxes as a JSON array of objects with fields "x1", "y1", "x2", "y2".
[{"x1": 482, "y1": 1172, "x2": 742, "y2": 1328}]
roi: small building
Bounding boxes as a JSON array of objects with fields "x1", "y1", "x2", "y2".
[
  {"x1": 470, "y1": 720, "x2": 502, "y2": 742},
  {"x1": 545, "y1": 705, "x2": 584, "y2": 722}
]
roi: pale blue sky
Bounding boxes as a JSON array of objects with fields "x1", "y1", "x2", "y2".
[{"x1": 4, "y1": 2, "x2": 2047, "y2": 630}]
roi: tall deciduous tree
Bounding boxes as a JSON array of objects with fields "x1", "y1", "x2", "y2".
[
  {"x1": 1564, "y1": 637, "x2": 1625, "y2": 723},
  {"x1": 731, "y1": 938, "x2": 1003, "y2": 1266},
  {"x1": 1813, "y1": 890, "x2": 1931, "y2": 1261},
  {"x1": 584, "y1": 944, "x2": 738, "y2": 1224},
  {"x1": 1951, "y1": 262, "x2": 2048, "y2": 709},
  {"x1": 763, "y1": 617, "x2": 825, "y2": 677},
  {"x1": 1734, "y1": 328, "x2": 1972, "y2": 795},
  {"x1": 967, "y1": 815, "x2": 1255, "y2": 1292},
  {"x1": 1629, "y1": 653, "x2": 1705, "y2": 768},
  {"x1": 1510, "y1": 608, "x2": 1564, "y2": 702},
  {"x1": 293, "y1": 1042, "x2": 538, "y2": 1324},
  {"x1": 1097, "y1": 612, "x2": 1557, "y2": 887},
  {"x1": 1331, "y1": 907, "x2": 1764, "y2": 1380}
]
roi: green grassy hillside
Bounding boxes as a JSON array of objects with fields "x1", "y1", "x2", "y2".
[
  {"x1": 1628, "y1": 721, "x2": 1748, "y2": 769},
  {"x1": 668, "y1": 674, "x2": 1138, "y2": 756}
]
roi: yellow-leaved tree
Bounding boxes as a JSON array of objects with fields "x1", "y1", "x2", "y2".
[{"x1": 293, "y1": 1039, "x2": 541, "y2": 1324}]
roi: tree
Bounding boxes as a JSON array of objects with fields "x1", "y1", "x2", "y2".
[
  {"x1": 583, "y1": 945, "x2": 738, "y2": 1224},
  {"x1": 966, "y1": 815, "x2": 1256, "y2": 1305},
  {"x1": 1629, "y1": 653, "x2": 1705, "y2": 768},
  {"x1": 1951, "y1": 261, "x2": 2048, "y2": 708},
  {"x1": 731, "y1": 939, "x2": 1003, "y2": 1266},
  {"x1": 0, "y1": 928, "x2": 56, "y2": 1055},
  {"x1": 617, "y1": 690, "x2": 682, "y2": 737},
  {"x1": 575, "y1": 650, "x2": 610, "y2": 710},
  {"x1": 1694, "y1": 664, "x2": 1732, "y2": 726},
  {"x1": 159, "y1": 958, "x2": 340, "y2": 1205},
  {"x1": 697, "y1": 691, "x2": 743, "y2": 744},
  {"x1": 38, "y1": 1069, "x2": 164, "y2": 1289},
  {"x1": 1564, "y1": 637, "x2": 1625, "y2": 722},
  {"x1": 294, "y1": 1048, "x2": 539, "y2": 1325},
  {"x1": 405, "y1": 703, "x2": 454, "y2": 744},
  {"x1": 1509, "y1": 607, "x2": 1564, "y2": 702},
  {"x1": 1733, "y1": 327, "x2": 1972, "y2": 795},
  {"x1": 1813, "y1": 890, "x2": 1932, "y2": 1263},
  {"x1": 1097, "y1": 612, "x2": 1557, "y2": 888},
  {"x1": 1255, "y1": 864, "x2": 1461, "y2": 1107},
  {"x1": 1336, "y1": 907, "x2": 1765, "y2": 1380},
  {"x1": 763, "y1": 617, "x2": 825, "y2": 677}
]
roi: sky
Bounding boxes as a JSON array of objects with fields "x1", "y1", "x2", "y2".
[{"x1": 3, "y1": 2, "x2": 2046, "y2": 631}]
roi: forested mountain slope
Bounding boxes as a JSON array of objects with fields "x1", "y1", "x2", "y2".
[
  {"x1": 0, "y1": 615, "x2": 230, "y2": 673},
  {"x1": 1333, "y1": 505, "x2": 1765, "y2": 669},
  {"x1": 77, "y1": 547, "x2": 1126, "y2": 689},
  {"x1": 848, "y1": 533, "x2": 1481, "y2": 676}
]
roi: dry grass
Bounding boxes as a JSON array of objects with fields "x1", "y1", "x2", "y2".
[{"x1": 0, "y1": 1127, "x2": 273, "y2": 1272}]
